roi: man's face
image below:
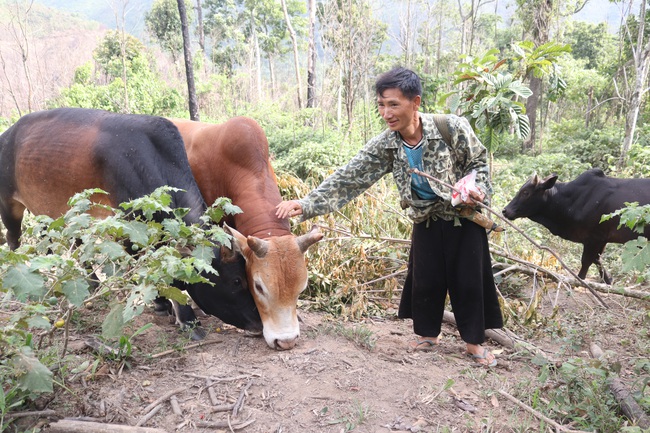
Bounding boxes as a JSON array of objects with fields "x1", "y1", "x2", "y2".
[{"x1": 377, "y1": 88, "x2": 420, "y2": 133}]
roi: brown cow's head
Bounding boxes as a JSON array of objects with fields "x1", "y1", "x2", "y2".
[
  {"x1": 502, "y1": 173, "x2": 558, "y2": 220},
  {"x1": 224, "y1": 224, "x2": 323, "y2": 350}
]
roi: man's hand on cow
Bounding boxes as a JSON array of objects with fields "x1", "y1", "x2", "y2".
[{"x1": 276, "y1": 200, "x2": 303, "y2": 219}]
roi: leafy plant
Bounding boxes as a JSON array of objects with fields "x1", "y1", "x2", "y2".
[
  {"x1": 440, "y1": 48, "x2": 532, "y2": 154},
  {"x1": 601, "y1": 203, "x2": 650, "y2": 281},
  {"x1": 0, "y1": 187, "x2": 240, "y2": 410}
]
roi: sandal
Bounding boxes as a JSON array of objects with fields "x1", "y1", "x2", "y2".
[
  {"x1": 408, "y1": 337, "x2": 440, "y2": 352},
  {"x1": 467, "y1": 347, "x2": 497, "y2": 367}
]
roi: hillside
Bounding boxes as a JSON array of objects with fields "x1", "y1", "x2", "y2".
[{"x1": 0, "y1": 0, "x2": 106, "y2": 119}]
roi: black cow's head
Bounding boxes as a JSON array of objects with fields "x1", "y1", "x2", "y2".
[
  {"x1": 181, "y1": 246, "x2": 263, "y2": 333},
  {"x1": 503, "y1": 173, "x2": 558, "y2": 220}
]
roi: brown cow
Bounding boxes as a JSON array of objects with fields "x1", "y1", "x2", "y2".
[
  {"x1": 0, "y1": 108, "x2": 263, "y2": 338},
  {"x1": 171, "y1": 117, "x2": 323, "y2": 350}
]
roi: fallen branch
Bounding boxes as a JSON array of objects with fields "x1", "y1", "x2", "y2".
[
  {"x1": 442, "y1": 311, "x2": 553, "y2": 362},
  {"x1": 491, "y1": 259, "x2": 650, "y2": 301},
  {"x1": 497, "y1": 389, "x2": 592, "y2": 433},
  {"x1": 45, "y1": 419, "x2": 168, "y2": 433},
  {"x1": 590, "y1": 343, "x2": 650, "y2": 429}
]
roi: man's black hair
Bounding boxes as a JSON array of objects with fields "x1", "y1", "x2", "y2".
[{"x1": 374, "y1": 67, "x2": 422, "y2": 100}]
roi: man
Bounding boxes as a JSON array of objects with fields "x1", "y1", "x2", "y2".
[{"x1": 275, "y1": 66, "x2": 503, "y2": 367}]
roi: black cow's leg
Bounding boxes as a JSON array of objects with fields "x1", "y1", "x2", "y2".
[
  {"x1": 170, "y1": 300, "x2": 207, "y2": 341},
  {"x1": 153, "y1": 297, "x2": 172, "y2": 316},
  {"x1": 580, "y1": 243, "x2": 611, "y2": 284},
  {"x1": 0, "y1": 202, "x2": 24, "y2": 251}
]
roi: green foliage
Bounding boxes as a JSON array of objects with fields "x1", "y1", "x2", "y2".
[
  {"x1": 536, "y1": 358, "x2": 631, "y2": 432},
  {"x1": 0, "y1": 187, "x2": 240, "y2": 409},
  {"x1": 145, "y1": 0, "x2": 194, "y2": 59},
  {"x1": 544, "y1": 119, "x2": 623, "y2": 170},
  {"x1": 601, "y1": 203, "x2": 650, "y2": 281},
  {"x1": 53, "y1": 32, "x2": 184, "y2": 116},
  {"x1": 274, "y1": 140, "x2": 358, "y2": 182},
  {"x1": 565, "y1": 21, "x2": 618, "y2": 71},
  {"x1": 441, "y1": 48, "x2": 532, "y2": 153}
]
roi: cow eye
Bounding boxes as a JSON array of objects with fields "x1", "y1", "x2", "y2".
[
  {"x1": 255, "y1": 283, "x2": 265, "y2": 295},
  {"x1": 233, "y1": 277, "x2": 242, "y2": 286}
]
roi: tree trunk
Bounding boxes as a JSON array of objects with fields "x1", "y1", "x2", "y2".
[
  {"x1": 177, "y1": 0, "x2": 199, "y2": 121},
  {"x1": 307, "y1": 0, "x2": 316, "y2": 108},
  {"x1": 619, "y1": 0, "x2": 649, "y2": 168},
  {"x1": 195, "y1": 0, "x2": 204, "y2": 52},
  {"x1": 280, "y1": 0, "x2": 303, "y2": 109}
]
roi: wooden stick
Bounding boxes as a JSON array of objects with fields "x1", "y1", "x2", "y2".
[
  {"x1": 169, "y1": 396, "x2": 182, "y2": 416},
  {"x1": 139, "y1": 387, "x2": 185, "y2": 415},
  {"x1": 7, "y1": 409, "x2": 57, "y2": 420},
  {"x1": 135, "y1": 404, "x2": 162, "y2": 427},
  {"x1": 232, "y1": 379, "x2": 254, "y2": 418},
  {"x1": 206, "y1": 379, "x2": 219, "y2": 406},
  {"x1": 45, "y1": 419, "x2": 169, "y2": 433},
  {"x1": 150, "y1": 339, "x2": 222, "y2": 358},
  {"x1": 497, "y1": 389, "x2": 592, "y2": 433},
  {"x1": 193, "y1": 418, "x2": 255, "y2": 429}
]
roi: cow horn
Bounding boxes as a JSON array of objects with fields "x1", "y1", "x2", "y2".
[
  {"x1": 247, "y1": 236, "x2": 269, "y2": 258},
  {"x1": 296, "y1": 225, "x2": 323, "y2": 253}
]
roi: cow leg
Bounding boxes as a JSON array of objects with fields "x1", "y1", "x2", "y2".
[
  {"x1": 0, "y1": 200, "x2": 26, "y2": 250},
  {"x1": 594, "y1": 257, "x2": 612, "y2": 285},
  {"x1": 579, "y1": 243, "x2": 611, "y2": 284},
  {"x1": 169, "y1": 300, "x2": 207, "y2": 341}
]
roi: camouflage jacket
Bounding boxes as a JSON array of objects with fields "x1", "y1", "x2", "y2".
[{"x1": 299, "y1": 113, "x2": 492, "y2": 224}]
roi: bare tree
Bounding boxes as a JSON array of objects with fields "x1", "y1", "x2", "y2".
[
  {"x1": 1, "y1": 0, "x2": 36, "y2": 115},
  {"x1": 280, "y1": 0, "x2": 303, "y2": 109},
  {"x1": 178, "y1": 0, "x2": 199, "y2": 120},
  {"x1": 618, "y1": 0, "x2": 650, "y2": 168},
  {"x1": 307, "y1": 0, "x2": 316, "y2": 108},
  {"x1": 195, "y1": 0, "x2": 205, "y2": 52}
]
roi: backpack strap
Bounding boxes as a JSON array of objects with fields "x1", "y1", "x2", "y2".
[{"x1": 432, "y1": 114, "x2": 451, "y2": 146}]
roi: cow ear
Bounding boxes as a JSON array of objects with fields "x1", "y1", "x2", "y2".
[
  {"x1": 296, "y1": 225, "x2": 323, "y2": 253},
  {"x1": 539, "y1": 174, "x2": 558, "y2": 190}
]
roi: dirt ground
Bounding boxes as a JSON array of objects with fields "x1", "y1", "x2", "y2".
[{"x1": 17, "y1": 283, "x2": 647, "y2": 433}]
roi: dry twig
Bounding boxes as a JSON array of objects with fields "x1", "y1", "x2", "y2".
[{"x1": 497, "y1": 389, "x2": 592, "y2": 433}]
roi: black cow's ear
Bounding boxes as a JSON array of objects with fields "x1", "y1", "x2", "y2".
[{"x1": 539, "y1": 174, "x2": 558, "y2": 190}]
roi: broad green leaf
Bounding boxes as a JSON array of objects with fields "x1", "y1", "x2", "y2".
[
  {"x1": 26, "y1": 315, "x2": 52, "y2": 329},
  {"x1": 123, "y1": 283, "x2": 157, "y2": 323},
  {"x1": 620, "y1": 238, "x2": 650, "y2": 273},
  {"x1": 13, "y1": 346, "x2": 53, "y2": 393},
  {"x1": 122, "y1": 220, "x2": 150, "y2": 246},
  {"x1": 61, "y1": 278, "x2": 90, "y2": 307},
  {"x1": 3, "y1": 264, "x2": 46, "y2": 302},
  {"x1": 98, "y1": 240, "x2": 128, "y2": 260},
  {"x1": 102, "y1": 303, "x2": 125, "y2": 339}
]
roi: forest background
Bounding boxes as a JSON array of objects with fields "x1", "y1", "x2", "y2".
[{"x1": 0, "y1": 0, "x2": 649, "y2": 431}]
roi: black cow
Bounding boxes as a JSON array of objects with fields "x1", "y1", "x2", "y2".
[
  {"x1": 0, "y1": 107, "x2": 263, "y2": 338},
  {"x1": 503, "y1": 168, "x2": 650, "y2": 284}
]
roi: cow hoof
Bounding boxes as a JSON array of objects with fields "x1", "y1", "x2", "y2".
[
  {"x1": 244, "y1": 330, "x2": 263, "y2": 337},
  {"x1": 188, "y1": 326, "x2": 207, "y2": 341}
]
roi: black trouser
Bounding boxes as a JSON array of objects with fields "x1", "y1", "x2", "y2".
[{"x1": 398, "y1": 217, "x2": 503, "y2": 345}]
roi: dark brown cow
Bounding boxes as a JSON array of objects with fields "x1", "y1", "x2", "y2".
[
  {"x1": 503, "y1": 168, "x2": 650, "y2": 284},
  {"x1": 171, "y1": 117, "x2": 323, "y2": 350},
  {"x1": 0, "y1": 108, "x2": 262, "y2": 337}
]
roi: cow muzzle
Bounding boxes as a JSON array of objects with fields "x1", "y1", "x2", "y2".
[{"x1": 273, "y1": 336, "x2": 299, "y2": 350}]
